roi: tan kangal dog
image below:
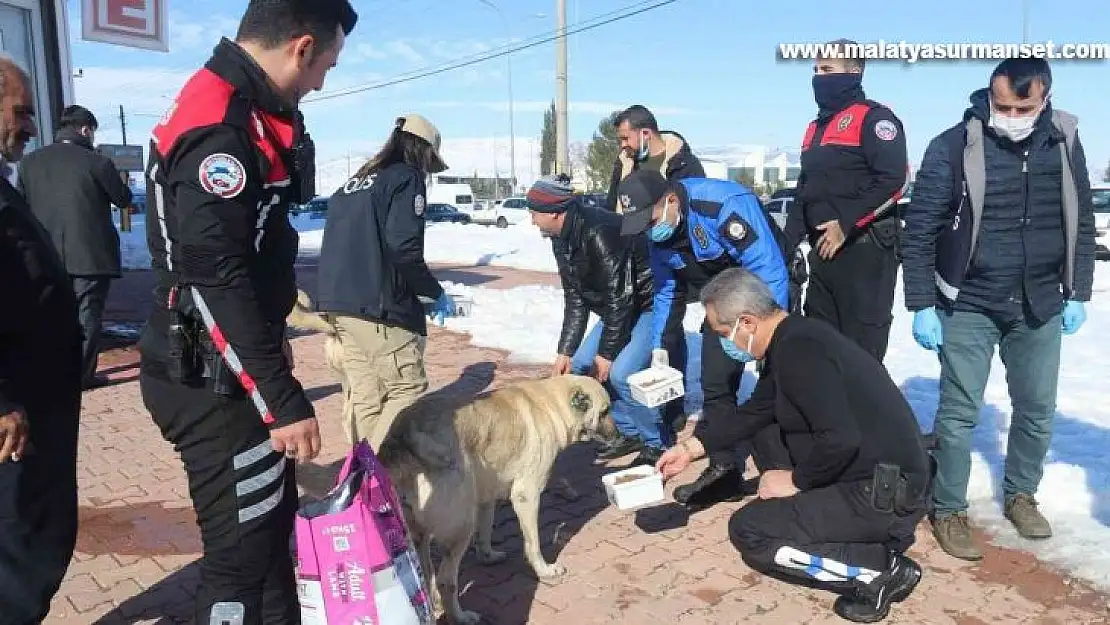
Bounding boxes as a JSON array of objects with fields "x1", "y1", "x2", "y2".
[
  {"x1": 377, "y1": 374, "x2": 615, "y2": 624},
  {"x1": 287, "y1": 291, "x2": 616, "y2": 624},
  {"x1": 286, "y1": 289, "x2": 351, "y2": 425}
]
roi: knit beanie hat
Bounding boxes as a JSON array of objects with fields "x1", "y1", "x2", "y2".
[{"x1": 526, "y1": 174, "x2": 576, "y2": 213}]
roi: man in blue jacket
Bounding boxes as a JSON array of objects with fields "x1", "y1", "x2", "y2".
[
  {"x1": 619, "y1": 169, "x2": 792, "y2": 508},
  {"x1": 901, "y1": 57, "x2": 1095, "y2": 561}
]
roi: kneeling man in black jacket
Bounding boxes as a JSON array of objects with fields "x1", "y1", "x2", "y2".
[
  {"x1": 530, "y1": 175, "x2": 671, "y2": 466},
  {"x1": 657, "y1": 267, "x2": 931, "y2": 623}
]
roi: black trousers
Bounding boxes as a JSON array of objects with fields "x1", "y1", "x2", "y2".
[
  {"x1": 72, "y1": 276, "x2": 112, "y2": 384},
  {"x1": 699, "y1": 319, "x2": 750, "y2": 469},
  {"x1": 804, "y1": 234, "x2": 898, "y2": 363},
  {"x1": 0, "y1": 399, "x2": 81, "y2": 625},
  {"x1": 729, "y1": 478, "x2": 925, "y2": 592},
  {"x1": 660, "y1": 299, "x2": 689, "y2": 437},
  {"x1": 140, "y1": 370, "x2": 300, "y2": 625}
]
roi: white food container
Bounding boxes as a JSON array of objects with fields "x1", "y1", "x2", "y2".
[
  {"x1": 627, "y1": 364, "x2": 685, "y2": 407},
  {"x1": 602, "y1": 465, "x2": 665, "y2": 510},
  {"x1": 449, "y1": 294, "x2": 473, "y2": 317}
]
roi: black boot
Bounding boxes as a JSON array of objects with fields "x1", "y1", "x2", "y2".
[
  {"x1": 832, "y1": 553, "x2": 922, "y2": 623},
  {"x1": 629, "y1": 446, "x2": 664, "y2": 468},
  {"x1": 596, "y1": 434, "x2": 642, "y2": 460},
  {"x1": 673, "y1": 463, "x2": 745, "y2": 507}
]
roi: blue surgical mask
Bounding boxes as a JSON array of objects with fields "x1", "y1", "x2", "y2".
[
  {"x1": 648, "y1": 198, "x2": 678, "y2": 242},
  {"x1": 719, "y1": 318, "x2": 756, "y2": 363}
]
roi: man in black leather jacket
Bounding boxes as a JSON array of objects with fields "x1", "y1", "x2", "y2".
[{"x1": 529, "y1": 176, "x2": 670, "y2": 466}]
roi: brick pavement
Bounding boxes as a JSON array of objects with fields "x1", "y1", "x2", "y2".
[{"x1": 43, "y1": 267, "x2": 1110, "y2": 624}]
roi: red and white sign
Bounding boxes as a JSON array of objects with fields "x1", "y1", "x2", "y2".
[{"x1": 82, "y1": 0, "x2": 169, "y2": 53}]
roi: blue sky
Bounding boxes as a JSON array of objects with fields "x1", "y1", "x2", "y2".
[{"x1": 67, "y1": 0, "x2": 1110, "y2": 184}]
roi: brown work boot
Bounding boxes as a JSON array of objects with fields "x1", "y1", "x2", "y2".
[
  {"x1": 1005, "y1": 494, "x2": 1053, "y2": 539},
  {"x1": 931, "y1": 512, "x2": 982, "y2": 561}
]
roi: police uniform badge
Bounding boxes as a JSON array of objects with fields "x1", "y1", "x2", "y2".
[
  {"x1": 692, "y1": 223, "x2": 709, "y2": 248},
  {"x1": 837, "y1": 113, "x2": 853, "y2": 133},
  {"x1": 199, "y1": 153, "x2": 247, "y2": 199},
  {"x1": 719, "y1": 215, "x2": 756, "y2": 251},
  {"x1": 414, "y1": 194, "x2": 425, "y2": 216},
  {"x1": 874, "y1": 119, "x2": 898, "y2": 141}
]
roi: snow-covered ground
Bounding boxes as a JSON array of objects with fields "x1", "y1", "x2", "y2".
[
  {"x1": 297, "y1": 218, "x2": 559, "y2": 273},
  {"x1": 121, "y1": 214, "x2": 559, "y2": 273},
  {"x1": 118, "y1": 212, "x2": 1110, "y2": 590}
]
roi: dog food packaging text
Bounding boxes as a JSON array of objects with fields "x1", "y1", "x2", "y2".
[
  {"x1": 602, "y1": 465, "x2": 666, "y2": 510},
  {"x1": 295, "y1": 441, "x2": 434, "y2": 625}
]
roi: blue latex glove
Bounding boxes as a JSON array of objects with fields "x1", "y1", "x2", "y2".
[
  {"x1": 430, "y1": 291, "x2": 456, "y2": 326},
  {"x1": 1062, "y1": 300, "x2": 1086, "y2": 335},
  {"x1": 912, "y1": 307, "x2": 943, "y2": 352}
]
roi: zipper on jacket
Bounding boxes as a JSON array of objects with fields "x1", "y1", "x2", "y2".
[{"x1": 1019, "y1": 148, "x2": 1030, "y2": 305}]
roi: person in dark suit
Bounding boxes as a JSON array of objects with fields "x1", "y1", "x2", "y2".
[
  {"x1": 0, "y1": 58, "x2": 85, "y2": 625},
  {"x1": 18, "y1": 104, "x2": 133, "y2": 389}
]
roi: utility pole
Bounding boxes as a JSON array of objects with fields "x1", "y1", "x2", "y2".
[
  {"x1": 1022, "y1": 0, "x2": 1030, "y2": 43},
  {"x1": 119, "y1": 105, "x2": 128, "y2": 145},
  {"x1": 555, "y1": 0, "x2": 569, "y2": 176}
]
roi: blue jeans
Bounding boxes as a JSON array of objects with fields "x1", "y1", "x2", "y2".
[
  {"x1": 931, "y1": 309, "x2": 1062, "y2": 518},
  {"x1": 571, "y1": 311, "x2": 671, "y2": 450}
]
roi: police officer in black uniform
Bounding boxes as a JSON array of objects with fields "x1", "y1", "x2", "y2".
[
  {"x1": 786, "y1": 38, "x2": 910, "y2": 362},
  {"x1": 137, "y1": 2, "x2": 357, "y2": 623}
]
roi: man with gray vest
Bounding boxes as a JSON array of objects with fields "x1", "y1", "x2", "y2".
[{"x1": 901, "y1": 57, "x2": 1095, "y2": 561}]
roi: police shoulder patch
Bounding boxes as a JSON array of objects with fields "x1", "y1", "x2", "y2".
[
  {"x1": 199, "y1": 153, "x2": 247, "y2": 199},
  {"x1": 414, "y1": 194, "x2": 425, "y2": 216},
  {"x1": 719, "y1": 215, "x2": 756, "y2": 251},
  {"x1": 874, "y1": 119, "x2": 898, "y2": 141}
]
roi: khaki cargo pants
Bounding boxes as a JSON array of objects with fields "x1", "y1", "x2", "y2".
[{"x1": 329, "y1": 314, "x2": 429, "y2": 450}]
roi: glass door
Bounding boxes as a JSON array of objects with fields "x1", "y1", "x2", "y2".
[{"x1": 0, "y1": 0, "x2": 54, "y2": 153}]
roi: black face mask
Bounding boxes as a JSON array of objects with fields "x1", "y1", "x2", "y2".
[{"x1": 812, "y1": 72, "x2": 864, "y2": 112}]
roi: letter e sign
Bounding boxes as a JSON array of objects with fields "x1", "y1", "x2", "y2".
[{"x1": 82, "y1": 0, "x2": 169, "y2": 52}]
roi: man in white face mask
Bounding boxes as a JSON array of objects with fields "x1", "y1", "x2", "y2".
[{"x1": 901, "y1": 56, "x2": 1097, "y2": 562}]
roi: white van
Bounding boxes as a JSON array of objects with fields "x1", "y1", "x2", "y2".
[
  {"x1": 467, "y1": 196, "x2": 530, "y2": 228},
  {"x1": 427, "y1": 182, "x2": 475, "y2": 214}
]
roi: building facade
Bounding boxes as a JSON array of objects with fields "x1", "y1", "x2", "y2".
[{"x1": 2, "y1": 0, "x2": 75, "y2": 154}]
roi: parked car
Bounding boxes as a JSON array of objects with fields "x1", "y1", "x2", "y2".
[
  {"x1": 1093, "y1": 184, "x2": 1110, "y2": 260},
  {"x1": 297, "y1": 196, "x2": 329, "y2": 219},
  {"x1": 763, "y1": 188, "x2": 795, "y2": 231},
  {"x1": 469, "y1": 196, "x2": 531, "y2": 228},
  {"x1": 761, "y1": 183, "x2": 912, "y2": 232},
  {"x1": 579, "y1": 193, "x2": 608, "y2": 209},
  {"x1": 425, "y1": 203, "x2": 471, "y2": 224}
]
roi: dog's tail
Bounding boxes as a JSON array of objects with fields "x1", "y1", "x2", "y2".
[{"x1": 286, "y1": 288, "x2": 337, "y2": 337}]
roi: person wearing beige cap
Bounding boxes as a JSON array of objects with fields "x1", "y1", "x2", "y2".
[{"x1": 313, "y1": 114, "x2": 455, "y2": 449}]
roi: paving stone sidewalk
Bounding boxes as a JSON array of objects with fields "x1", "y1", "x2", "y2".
[{"x1": 45, "y1": 267, "x2": 1110, "y2": 624}]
